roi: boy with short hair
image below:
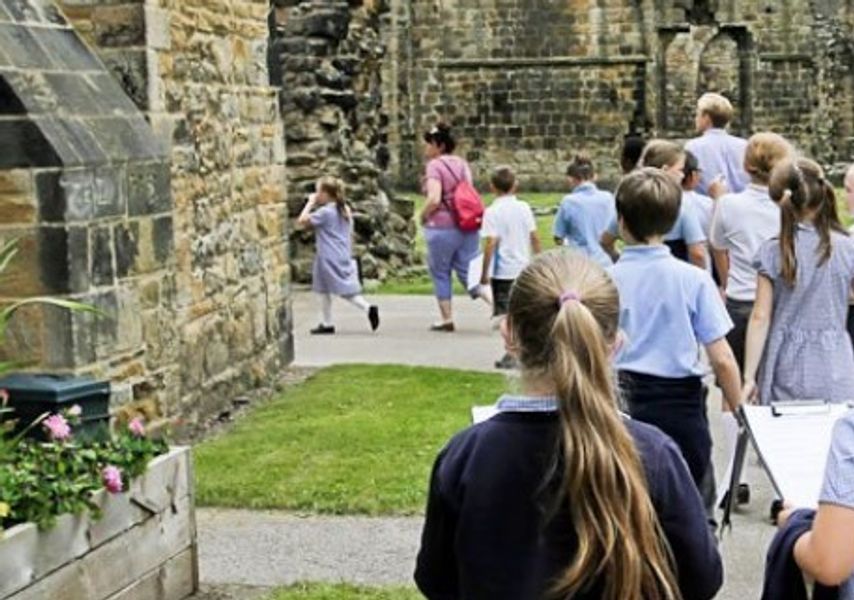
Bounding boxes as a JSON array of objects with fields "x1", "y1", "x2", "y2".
[
  {"x1": 609, "y1": 167, "x2": 741, "y2": 516},
  {"x1": 480, "y1": 166, "x2": 541, "y2": 369},
  {"x1": 686, "y1": 92, "x2": 749, "y2": 196}
]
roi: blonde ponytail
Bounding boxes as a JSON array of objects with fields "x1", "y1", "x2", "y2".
[{"x1": 509, "y1": 251, "x2": 680, "y2": 600}]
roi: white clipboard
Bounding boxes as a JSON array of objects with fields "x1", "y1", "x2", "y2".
[
  {"x1": 739, "y1": 402, "x2": 851, "y2": 509},
  {"x1": 467, "y1": 253, "x2": 486, "y2": 292}
]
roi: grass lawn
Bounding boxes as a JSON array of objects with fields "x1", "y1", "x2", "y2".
[
  {"x1": 376, "y1": 192, "x2": 563, "y2": 295},
  {"x1": 264, "y1": 584, "x2": 422, "y2": 600},
  {"x1": 194, "y1": 364, "x2": 508, "y2": 514}
]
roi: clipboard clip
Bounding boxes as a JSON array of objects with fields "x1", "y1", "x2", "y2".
[{"x1": 770, "y1": 400, "x2": 830, "y2": 417}]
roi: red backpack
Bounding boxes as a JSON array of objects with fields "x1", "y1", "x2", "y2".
[{"x1": 436, "y1": 159, "x2": 484, "y2": 232}]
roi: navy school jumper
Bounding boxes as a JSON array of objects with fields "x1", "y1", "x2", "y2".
[{"x1": 415, "y1": 412, "x2": 722, "y2": 600}]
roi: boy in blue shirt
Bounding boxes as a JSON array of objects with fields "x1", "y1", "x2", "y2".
[
  {"x1": 609, "y1": 167, "x2": 741, "y2": 513},
  {"x1": 552, "y1": 154, "x2": 615, "y2": 268}
]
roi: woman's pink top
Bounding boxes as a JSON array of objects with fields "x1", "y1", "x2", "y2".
[{"x1": 422, "y1": 155, "x2": 473, "y2": 229}]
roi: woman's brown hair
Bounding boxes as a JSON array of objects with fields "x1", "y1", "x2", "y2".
[
  {"x1": 744, "y1": 132, "x2": 793, "y2": 185},
  {"x1": 769, "y1": 158, "x2": 848, "y2": 287},
  {"x1": 317, "y1": 176, "x2": 349, "y2": 220},
  {"x1": 639, "y1": 139, "x2": 684, "y2": 170},
  {"x1": 509, "y1": 251, "x2": 680, "y2": 600}
]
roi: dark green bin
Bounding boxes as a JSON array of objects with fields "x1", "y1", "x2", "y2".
[{"x1": 0, "y1": 374, "x2": 111, "y2": 441}]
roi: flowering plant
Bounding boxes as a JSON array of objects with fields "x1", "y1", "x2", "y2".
[
  {"x1": 0, "y1": 239, "x2": 163, "y2": 530},
  {"x1": 0, "y1": 408, "x2": 168, "y2": 530}
]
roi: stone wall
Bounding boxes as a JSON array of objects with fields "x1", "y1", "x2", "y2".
[
  {"x1": 0, "y1": 2, "x2": 174, "y2": 409},
  {"x1": 270, "y1": 0, "x2": 416, "y2": 282},
  {"x1": 0, "y1": 0, "x2": 293, "y2": 427},
  {"x1": 385, "y1": 0, "x2": 854, "y2": 189}
]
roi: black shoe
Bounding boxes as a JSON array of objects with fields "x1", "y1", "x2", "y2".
[
  {"x1": 718, "y1": 483, "x2": 751, "y2": 510},
  {"x1": 429, "y1": 321, "x2": 455, "y2": 332},
  {"x1": 494, "y1": 354, "x2": 518, "y2": 370},
  {"x1": 310, "y1": 324, "x2": 335, "y2": 335},
  {"x1": 368, "y1": 305, "x2": 380, "y2": 331},
  {"x1": 737, "y1": 483, "x2": 751, "y2": 505},
  {"x1": 770, "y1": 499, "x2": 785, "y2": 524}
]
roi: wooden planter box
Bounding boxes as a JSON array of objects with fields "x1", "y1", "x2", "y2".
[{"x1": 0, "y1": 447, "x2": 198, "y2": 600}]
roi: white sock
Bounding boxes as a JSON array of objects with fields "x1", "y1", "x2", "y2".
[
  {"x1": 319, "y1": 293, "x2": 333, "y2": 326},
  {"x1": 722, "y1": 411, "x2": 748, "y2": 484},
  {"x1": 343, "y1": 294, "x2": 370, "y2": 312}
]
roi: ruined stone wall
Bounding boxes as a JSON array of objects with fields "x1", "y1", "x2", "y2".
[
  {"x1": 385, "y1": 0, "x2": 854, "y2": 190},
  {"x1": 271, "y1": 0, "x2": 416, "y2": 282},
  {"x1": 0, "y1": 0, "x2": 294, "y2": 426}
]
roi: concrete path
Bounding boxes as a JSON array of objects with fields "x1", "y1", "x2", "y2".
[
  {"x1": 291, "y1": 291, "x2": 499, "y2": 372},
  {"x1": 197, "y1": 292, "x2": 780, "y2": 599}
]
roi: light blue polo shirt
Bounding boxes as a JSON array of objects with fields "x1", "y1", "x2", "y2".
[
  {"x1": 606, "y1": 195, "x2": 706, "y2": 244},
  {"x1": 685, "y1": 128, "x2": 750, "y2": 196},
  {"x1": 609, "y1": 245, "x2": 733, "y2": 378},
  {"x1": 553, "y1": 182, "x2": 615, "y2": 267}
]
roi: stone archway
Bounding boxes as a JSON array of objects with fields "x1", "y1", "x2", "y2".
[{"x1": 698, "y1": 31, "x2": 750, "y2": 134}]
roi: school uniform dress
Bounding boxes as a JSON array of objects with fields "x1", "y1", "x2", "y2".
[
  {"x1": 415, "y1": 395, "x2": 723, "y2": 600},
  {"x1": 553, "y1": 182, "x2": 615, "y2": 268},
  {"x1": 309, "y1": 203, "x2": 361, "y2": 296},
  {"x1": 605, "y1": 197, "x2": 706, "y2": 263},
  {"x1": 754, "y1": 227, "x2": 854, "y2": 403},
  {"x1": 818, "y1": 411, "x2": 854, "y2": 599},
  {"x1": 610, "y1": 246, "x2": 733, "y2": 486},
  {"x1": 481, "y1": 195, "x2": 537, "y2": 315},
  {"x1": 710, "y1": 184, "x2": 780, "y2": 369},
  {"x1": 685, "y1": 128, "x2": 750, "y2": 196}
]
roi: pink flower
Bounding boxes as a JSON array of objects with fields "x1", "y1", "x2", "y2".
[
  {"x1": 67, "y1": 404, "x2": 82, "y2": 417},
  {"x1": 102, "y1": 466, "x2": 123, "y2": 494},
  {"x1": 128, "y1": 417, "x2": 145, "y2": 437},
  {"x1": 43, "y1": 414, "x2": 71, "y2": 442},
  {"x1": 0, "y1": 389, "x2": 8, "y2": 404}
]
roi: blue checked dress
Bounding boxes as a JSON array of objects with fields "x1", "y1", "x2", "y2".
[
  {"x1": 755, "y1": 226, "x2": 854, "y2": 403},
  {"x1": 819, "y1": 411, "x2": 854, "y2": 598}
]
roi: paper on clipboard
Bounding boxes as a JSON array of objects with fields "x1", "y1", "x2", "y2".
[
  {"x1": 466, "y1": 254, "x2": 486, "y2": 292},
  {"x1": 742, "y1": 403, "x2": 850, "y2": 508}
]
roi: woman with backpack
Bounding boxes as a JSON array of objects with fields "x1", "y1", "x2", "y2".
[{"x1": 421, "y1": 122, "x2": 490, "y2": 332}]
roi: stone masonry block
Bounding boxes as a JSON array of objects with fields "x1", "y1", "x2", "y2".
[
  {"x1": 92, "y1": 3, "x2": 146, "y2": 47},
  {"x1": 127, "y1": 160, "x2": 171, "y2": 216},
  {"x1": 90, "y1": 225, "x2": 114, "y2": 286},
  {"x1": 0, "y1": 119, "x2": 62, "y2": 168}
]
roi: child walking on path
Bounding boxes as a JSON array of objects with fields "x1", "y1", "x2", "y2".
[
  {"x1": 552, "y1": 154, "x2": 615, "y2": 268},
  {"x1": 479, "y1": 166, "x2": 541, "y2": 369},
  {"x1": 609, "y1": 168, "x2": 741, "y2": 515},
  {"x1": 297, "y1": 176, "x2": 379, "y2": 335},
  {"x1": 742, "y1": 158, "x2": 854, "y2": 404},
  {"x1": 600, "y1": 140, "x2": 708, "y2": 269},
  {"x1": 416, "y1": 251, "x2": 722, "y2": 600},
  {"x1": 709, "y1": 132, "x2": 793, "y2": 501}
]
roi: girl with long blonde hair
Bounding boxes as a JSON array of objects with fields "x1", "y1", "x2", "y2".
[{"x1": 415, "y1": 251, "x2": 722, "y2": 600}]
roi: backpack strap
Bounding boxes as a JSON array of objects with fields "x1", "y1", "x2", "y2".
[{"x1": 432, "y1": 157, "x2": 463, "y2": 210}]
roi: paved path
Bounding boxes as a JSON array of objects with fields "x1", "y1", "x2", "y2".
[
  {"x1": 198, "y1": 292, "x2": 778, "y2": 599},
  {"x1": 291, "y1": 291, "x2": 500, "y2": 372}
]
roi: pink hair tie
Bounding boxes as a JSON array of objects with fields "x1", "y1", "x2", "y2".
[{"x1": 558, "y1": 290, "x2": 581, "y2": 308}]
